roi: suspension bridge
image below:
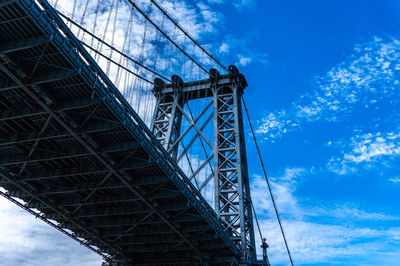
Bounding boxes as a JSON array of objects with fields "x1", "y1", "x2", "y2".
[{"x1": 0, "y1": 0, "x2": 291, "y2": 265}]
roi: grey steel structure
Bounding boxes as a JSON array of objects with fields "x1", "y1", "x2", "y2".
[{"x1": 151, "y1": 66, "x2": 256, "y2": 263}]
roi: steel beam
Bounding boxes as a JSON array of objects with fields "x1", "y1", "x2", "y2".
[
  {"x1": 0, "y1": 160, "x2": 157, "y2": 185},
  {"x1": 154, "y1": 76, "x2": 232, "y2": 100},
  {"x1": 69, "y1": 217, "x2": 208, "y2": 236},
  {"x1": 115, "y1": 241, "x2": 228, "y2": 253},
  {"x1": 0, "y1": 36, "x2": 48, "y2": 54},
  {"x1": 0, "y1": 0, "x2": 16, "y2": 8},
  {"x1": 44, "y1": 201, "x2": 190, "y2": 219},
  {"x1": 39, "y1": 176, "x2": 165, "y2": 194},
  {"x1": 0, "y1": 69, "x2": 74, "y2": 93},
  {"x1": 0, "y1": 140, "x2": 141, "y2": 166},
  {"x1": 0, "y1": 78, "x2": 18, "y2": 91},
  {"x1": 100, "y1": 233, "x2": 217, "y2": 246},
  {"x1": 0, "y1": 97, "x2": 100, "y2": 121},
  {"x1": 0, "y1": 120, "x2": 121, "y2": 146},
  {"x1": 38, "y1": 187, "x2": 181, "y2": 203},
  {"x1": 32, "y1": 69, "x2": 75, "y2": 84},
  {"x1": 151, "y1": 76, "x2": 185, "y2": 159},
  {"x1": 167, "y1": 100, "x2": 213, "y2": 153}
]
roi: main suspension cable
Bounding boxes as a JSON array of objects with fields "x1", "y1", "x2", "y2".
[
  {"x1": 150, "y1": 0, "x2": 227, "y2": 72},
  {"x1": 56, "y1": 10, "x2": 171, "y2": 82},
  {"x1": 242, "y1": 96, "x2": 294, "y2": 266},
  {"x1": 125, "y1": 0, "x2": 209, "y2": 74}
]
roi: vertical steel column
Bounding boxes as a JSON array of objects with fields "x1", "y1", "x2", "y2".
[
  {"x1": 213, "y1": 66, "x2": 256, "y2": 263},
  {"x1": 151, "y1": 76, "x2": 185, "y2": 159},
  {"x1": 151, "y1": 66, "x2": 257, "y2": 264}
]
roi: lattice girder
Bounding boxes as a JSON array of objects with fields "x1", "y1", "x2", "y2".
[{"x1": 151, "y1": 66, "x2": 257, "y2": 263}]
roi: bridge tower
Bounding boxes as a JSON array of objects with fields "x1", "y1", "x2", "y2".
[{"x1": 151, "y1": 65, "x2": 256, "y2": 264}]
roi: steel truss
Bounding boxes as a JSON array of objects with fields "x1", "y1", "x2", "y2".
[
  {"x1": 151, "y1": 66, "x2": 257, "y2": 264},
  {"x1": 0, "y1": 0, "x2": 242, "y2": 265}
]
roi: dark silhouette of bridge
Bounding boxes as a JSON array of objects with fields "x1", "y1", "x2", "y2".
[{"x1": 0, "y1": 0, "x2": 274, "y2": 265}]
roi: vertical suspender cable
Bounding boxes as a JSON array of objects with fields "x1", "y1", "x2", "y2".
[
  {"x1": 166, "y1": 26, "x2": 177, "y2": 78},
  {"x1": 76, "y1": 0, "x2": 90, "y2": 39},
  {"x1": 94, "y1": 0, "x2": 115, "y2": 62},
  {"x1": 115, "y1": 8, "x2": 133, "y2": 88},
  {"x1": 126, "y1": 15, "x2": 135, "y2": 104},
  {"x1": 70, "y1": 0, "x2": 77, "y2": 27},
  {"x1": 150, "y1": 0, "x2": 227, "y2": 72},
  {"x1": 90, "y1": 0, "x2": 101, "y2": 48},
  {"x1": 114, "y1": 9, "x2": 133, "y2": 88},
  {"x1": 242, "y1": 96, "x2": 294, "y2": 266},
  {"x1": 106, "y1": 0, "x2": 119, "y2": 76},
  {"x1": 135, "y1": 2, "x2": 150, "y2": 115}
]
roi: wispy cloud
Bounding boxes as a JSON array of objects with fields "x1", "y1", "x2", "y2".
[
  {"x1": 261, "y1": 219, "x2": 400, "y2": 265},
  {"x1": 306, "y1": 205, "x2": 399, "y2": 221},
  {"x1": 327, "y1": 131, "x2": 400, "y2": 175},
  {"x1": 256, "y1": 37, "x2": 400, "y2": 140},
  {"x1": 238, "y1": 55, "x2": 253, "y2": 66},
  {"x1": 233, "y1": 0, "x2": 257, "y2": 11},
  {"x1": 206, "y1": 0, "x2": 257, "y2": 11},
  {"x1": 218, "y1": 42, "x2": 229, "y2": 54},
  {"x1": 251, "y1": 168, "x2": 306, "y2": 220},
  {"x1": 389, "y1": 177, "x2": 400, "y2": 183},
  {"x1": 0, "y1": 197, "x2": 101, "y2": 266},
  {"x1": 250, "y1": 167, "x2": 400, "y2": 264},
  {"x1": 197, "y1": 2, "x2": 220, "y2": 25},
  {"x1": 218, "y1": 35, "x2": 268, "y2": 67}
]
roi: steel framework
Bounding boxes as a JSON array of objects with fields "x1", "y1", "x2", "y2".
[
  {"x1": 151, "y1": 67, "x2": 256, "y2": 263},
  {"x1": 0, "y1": 0, "x2": 244, "y2": 264}
]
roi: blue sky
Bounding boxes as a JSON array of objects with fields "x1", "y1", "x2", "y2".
[
  {"x1": 214, "y1": 0, "x2": 400, "y2": 265},
  {"x1": 1, "y1": 0, "x2": 400, "y2": 265}
]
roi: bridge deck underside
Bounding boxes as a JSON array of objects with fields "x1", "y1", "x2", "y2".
[{"x1": 0, "y1": 0, "x2": 239, "y2": 264}]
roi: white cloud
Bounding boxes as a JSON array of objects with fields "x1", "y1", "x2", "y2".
[
  {"x1": 217, "y1": 34, "x2": 268, "y2": 68},
  {"x1": 197, "y1": 2, "x2": 220, "y2": 24},
  {"x1": 389, "y1": 177, "x2": 400, "y2": 183},
  {"x1": 344, "y1": 133, "x2": 400, "y2": 163},
  {"x1": 0, "y1": 197, "x2": 102, "y2": 266},
  {"x1": 236, "y1": 52, "x2": 267, "y2": 67},
  {"x1": 251, "y1": 168, "x2": 305, "y2": 219},
  {"x1": 233, "y1": 0, "x2": 256, "y2": 11},
  {"x1": 260, "y1": 219, "x2": 400, "y2": 265},
  {"x1": 238, "y1": 55, "x2": 252, "y2": 66},
  {"x1": 327, "y1": 131, "x2": 400, "y2": 175},
  {"x1": 306, "y1": 205, "x2": 399, "y2": 221},
  {"x1": 250, "y1": 167, "x2": 400, "y2": 264},
  {"x1": 257, "y1": 37, "x2": 400, "y2": 140},
  {"x1": 256, "y1": 112, "x2": 297, "y2": 139},
  {"x1": 218, "y1": 42, "x2": 229, "y2": 54}
]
